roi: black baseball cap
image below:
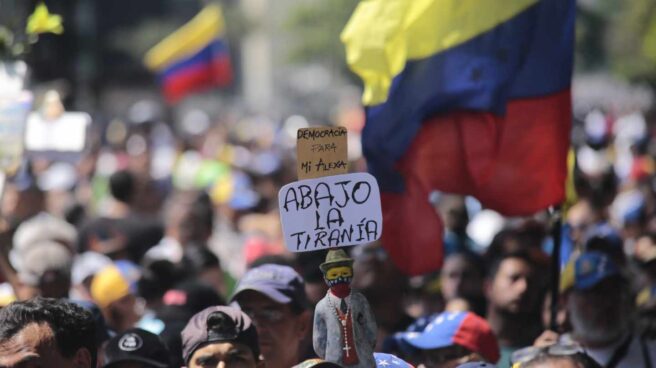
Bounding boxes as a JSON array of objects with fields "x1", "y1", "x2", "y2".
[
  {"x1": 182, "y1": 306, "x2": 260, "y2": 365},
  {"x1": 102, "y1": 328, "x2": 172, "y2": 368}
]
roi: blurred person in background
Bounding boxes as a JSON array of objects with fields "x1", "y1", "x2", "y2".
[
  {"x1": 137, "y1": 258, "x2": 181, "y2": 312},
  {"x1": 403, "y1": 273, "x2": 445, "y2": 319},
  {"x1": 485, "y1": 251, "x2": 544, "y2": 367},
  {"x1": 144, "y1": 191, "x2": 214, "y2": 264},
  {"x1": 398, "y1": 311, "x2": 499, "y2": 368},
  {"x1": 566, "y1": 200, "x2": 598, "y2": 247},
  {"x1": 635, "y1": 232, "x2": 656, "y2": 317},
  {"x1": 352, "y1": 242, "x2": 414, "y2": 349},
  {"x1": 157, "y1": 280, "x2": 226, "y2": 368},
  {"x1": 0, "y1": 297, "x2": 96, "y2": 368},
  {"x1": 0, "y1": 175, "x2": 46, "y2": 243},
  {"x1": 231, "y1": 263, "x2": 312, "y2": 368},
  {"x1": 567, "y1": 251, "x2": 655, "y2": 367},
  {"x1": 296, "y1": 250, "x2": 330, "y2": 308},
  {"x1": 582, "y1": 223, "x2": 627, "y2": 268},
  {"x1": 0, "y1": 212, "x2": 77, "y2": 300},
  {"x1": 15, "y1": 240, "x2": 73, "y2": 299},
  {"x1": 71, "y1": 251, "x2": 112, "y2": 301},
  {"x1": 439, "y1": 252, "x2": 486, "y2": 316},
  {"x1": 78, "y1": 169, "x2": 163, "y2": 263},
  {"x1": 434, "y1": 194, "x2": 477, "y2": 255},
  {"x1": 91, "y1": 260, "x2": 143, "y2": 333},
  {"x1": 183, "y1": 245, "x2": 233, "y2": 297},
  {"x1": 182, "y1": 306, "x2": 265, "y2": 368}
]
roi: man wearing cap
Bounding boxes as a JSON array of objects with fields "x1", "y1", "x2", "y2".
[
  {"x1": 230, "y1": 264, "x2": 312, "y2": 368},
  {"x1": 182, "y1": 305, "x2": 265, "y2": 368},
  {"x1": 91, "y1": 260, "x2": 142, "y2": 332},
  {"x1": 399, "y1": 311, "x2": 499, "y2": 368},
  {"x1": 102, "y1": 328, "x2": 172, "y2": 368},
  {"x1": 313, "y1": 249, "x2": 377, "y2": 368},
  {"x1": 567, "y1": 251, "x2": 656, "y2": 368},
  {"x1": 16, "y1": 240, "x2": 73, "y2": 299}
]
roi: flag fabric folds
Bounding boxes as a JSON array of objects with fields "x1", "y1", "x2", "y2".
[
  {"x1": 341, "y1": 0, "x2": 575, "y2": 275},
  {"x1": 144, "y1": 5, "x2": 232, "y2": 103}
]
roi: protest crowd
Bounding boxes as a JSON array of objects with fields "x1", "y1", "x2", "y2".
[
  {"x1": 0, "y1": 97, "x2": 655, "y2": 368},
  {"x1": 2, "y1": 1, "x2": 656, "y2": 368}
]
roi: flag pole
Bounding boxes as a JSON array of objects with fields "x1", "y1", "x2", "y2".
[{"x1": 548, "y1": 205, "x2": 562, "y2": 331}]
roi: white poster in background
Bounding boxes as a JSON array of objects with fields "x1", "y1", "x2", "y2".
[
  {"x1": 25, "y1": 112, "x2": 90, "y2": 153},
  {"x1": 278, "y1": 172, "x2": 382, "y2": 252}
]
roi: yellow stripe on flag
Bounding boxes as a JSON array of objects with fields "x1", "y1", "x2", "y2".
[
  {"x1": 341, "y1": 0, "x2": 537, "y2": 106},
  {"x1": 144, "y1": 4, "x2": 225, "y2": 72},
  {"x1": 562, "y1": 148, "x2": 578, "y2": 216}
]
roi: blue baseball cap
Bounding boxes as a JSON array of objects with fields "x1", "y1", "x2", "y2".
[
  {"x1": 400, "y1": 311, "x2": 499, "y2": 363},
  {"x1": 230, "y1": 264, "x2": 308, "y2": 309},
  {"x1": 574, "y1": 251, "x2": 620, "y2": 290},
  {"x1": 373, "y1": 352, "x2": 413, "y2": 367},
  {"x1": 384, "y1": 314, "x2": 435, "y2": 355}
]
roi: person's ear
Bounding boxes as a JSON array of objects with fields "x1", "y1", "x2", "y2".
[
  {"x1": 72, "y1": 347, "x2": 93, "y2": 368},
  {"x1": 483, "y1": 278, "x2": 493, "y2": 299},
  {"x1": 296, "y1": 310, "x2": 312, "y2": 337}
]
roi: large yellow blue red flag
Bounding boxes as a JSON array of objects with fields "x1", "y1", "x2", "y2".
[
  {"x1": 342, "y1": 0, "x2": 575, "y2": 275},
  {"x1": 144, "y1": 4, "x2": 232, "y2": 103}
]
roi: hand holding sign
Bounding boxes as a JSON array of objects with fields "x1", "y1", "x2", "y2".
[{"x1": 278, "y1": 173, "x2": 382, "y2": 252}]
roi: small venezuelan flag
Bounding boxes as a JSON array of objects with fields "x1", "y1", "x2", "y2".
[{"x1": 144, "y1": 5, "x2": 232, "y2": 103}]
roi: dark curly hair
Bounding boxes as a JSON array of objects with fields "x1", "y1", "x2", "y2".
[{"x1": 0, "y1": 297, "x2": 97, "y2": 365}]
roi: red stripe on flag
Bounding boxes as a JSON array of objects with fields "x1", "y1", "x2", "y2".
[
  {"x1": 163, "y1": 56, "x2": 232, "y2": 103},
  {"x1": 382, "y1": 90, "x2": 571, "y2": 275}
]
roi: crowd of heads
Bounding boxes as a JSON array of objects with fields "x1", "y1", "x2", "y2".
[{"x1": 0, "y1": 108, "x2": 654, "y2": 367}]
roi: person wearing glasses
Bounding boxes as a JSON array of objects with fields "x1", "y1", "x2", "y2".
[
  {"x1": 566, "y1": 251, "x2": 655, "y2": 368},
  {"x1": 230, "y1": 264, "x2": 312, "y2": 368}
]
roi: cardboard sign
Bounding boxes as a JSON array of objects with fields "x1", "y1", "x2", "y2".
[
  {"x1": 278, "y1": 172, "x2": 382, "y2": 252},
  {"x1": 297, "y1": 127, "x2": 348, "y2": 179},
  {"x1": 0, "y1": 92, "x2": 32, "y2": 173},
  {"x1": 24, "y1": 112, "x2": 90, "y2": 160}
]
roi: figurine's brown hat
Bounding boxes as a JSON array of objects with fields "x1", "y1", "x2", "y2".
[{"x1": 319, "y1": 249, "x2": 353, "y2": 274}]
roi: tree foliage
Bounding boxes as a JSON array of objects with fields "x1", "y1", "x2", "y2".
[{"x1": 284, "y1": 0, "x2": 358, "y2": 72}]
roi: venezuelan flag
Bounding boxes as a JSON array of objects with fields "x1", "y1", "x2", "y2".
[
  {"x1": 342, "y1": 0, "x2": 574, "y2": 275},
  {"x1": 145, "y1": 5, "x2": 232, "y2": 103}
]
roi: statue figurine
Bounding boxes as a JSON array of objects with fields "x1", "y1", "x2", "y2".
[{"x1": 313, "y1": 249, "x2": 377, "y2": 368}]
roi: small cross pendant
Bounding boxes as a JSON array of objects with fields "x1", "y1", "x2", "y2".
[{"x1": 343, "y1": 343, "x2": 351, "y2": 357}]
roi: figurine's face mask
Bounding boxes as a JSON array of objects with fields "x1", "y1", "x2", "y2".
[{"x1": 324, "y1": 266, "x2": 353, "y2": 288}]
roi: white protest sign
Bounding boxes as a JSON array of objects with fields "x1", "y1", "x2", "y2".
[
  {"x1": 25, "y1": 111, "x2": 90, "y2": 153},
  {"x1": 278, "y1": 172, "x2": 382, "y2": 252}
]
